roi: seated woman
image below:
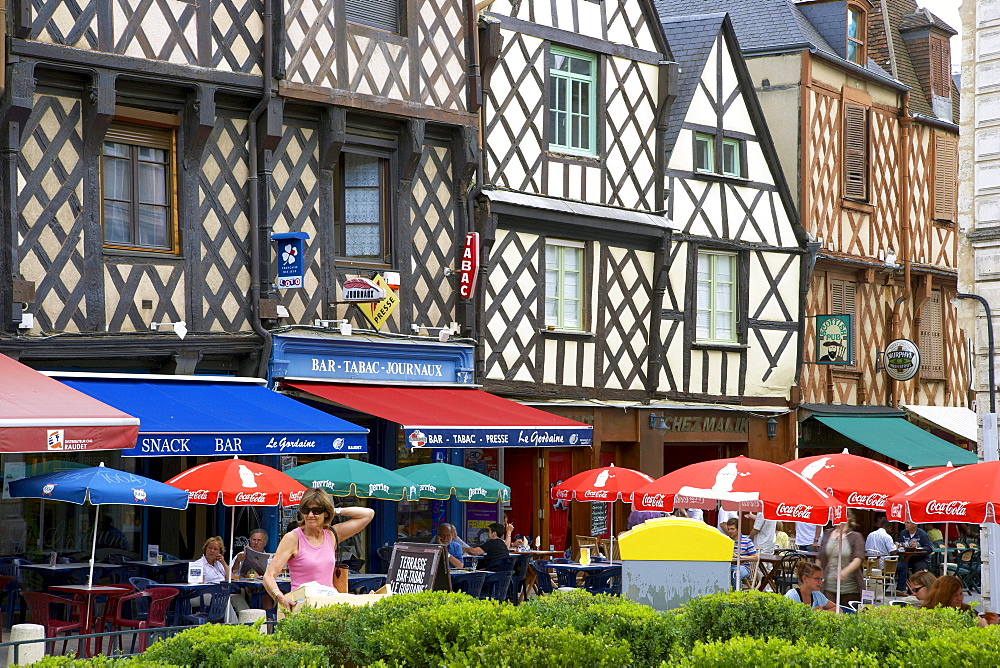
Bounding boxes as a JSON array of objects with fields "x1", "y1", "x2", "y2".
[
  {"x1": 921, "y1": 575, "x2": 987, "y2": 626},
  {"x1": 906, "y1": 570, "x2": 937, "y2": 603},
  {"x1": 784, "y1": 562, "x2": 836, "y2": 611}
]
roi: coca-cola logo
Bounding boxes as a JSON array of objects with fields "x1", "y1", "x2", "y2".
[
  {"x1": 189, "y1": 489, "x2": 211, "y2": 501},
  {"x1": 235, "y1": 491, "x2": 268, "y2": 503},
  {"x1": 846, "y1": 492, "x2": 888, "y2": 508},
  {"x1": 641, "y1": 493, "x2": 666, "y2": 507},
  {"x1": 288, "y1": 490, "x2": 304, "y2": 503},
  {"x1": 554, "y1": 490, "x2": 571, "y2": 499},
  {"x1": 889, "y1": 503, "x2": 904, "y2": 519},
  {"x1": 925, "y1": 500, "x2": 969, "y2": 516},
  {"x1": 776, "y1": 503, "x2": 813, "y2": 519},
  {"x1": 583, "y1": 490, "x2": 610, "y2": 500}
]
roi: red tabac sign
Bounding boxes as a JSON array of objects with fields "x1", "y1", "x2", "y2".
[{"x1": 459, "y1": 233, "x2": 479, "y2": 300}]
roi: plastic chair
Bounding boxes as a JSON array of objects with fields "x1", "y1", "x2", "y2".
[
  {"x1": 21, "y1": 591, "x2": 86, "y2": 655},
  {"x1": 774, "y1": 554, "x2": 804, "y2": 595},
  {"x1": 377, "y1": 546, "x2": 395, "y2": 572},
  {"x1": 948, "y1": 549, "x2": 981, "y2": 592},
  {"x1": 479, "y1": 570, "x2": 513, "y2": 601},
  {"x1": 508, "y1": 554, "x2": 531, "y2": 604},
  {"x1": 574, "y1": 536, "x2": 600, "y2": 561},
  {"x1": 531, "y1": 561, "x2": 555, "y2": 595},
  {"x1": 452, "y1": 571, "x2": 486, "y2": 598},
  {"x1": 178, "y1": 583, "x2": 232, "y2": 625},
  {"x1": 583, "y1": 565, "x2": 622, "y2": 596},
  {"x1": 129, "y1": 576, "x2": 160, "y2": 591},
  {"x1": 105, "y1": 586, "x2": 178, "y2": 652},
  {"x1": 872, "y1": 556, "x2": 898, "y2": 598}
]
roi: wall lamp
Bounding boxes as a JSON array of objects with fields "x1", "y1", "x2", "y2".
[
  {"x1": 649, "y1": 414, "x2": 670, "y2": 430},
  {"x1": 767, "y1": 417, "x2": 778, "y2": 440},
  {"x1": 150, "y1": 321, "x2": 187, "y2": 340}
]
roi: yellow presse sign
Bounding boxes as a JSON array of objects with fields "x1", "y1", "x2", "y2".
[{"x1": 360, "y1": 274, "x2": 398, "y2": 330}]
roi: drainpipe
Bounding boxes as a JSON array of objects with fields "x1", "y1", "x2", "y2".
[
  {"x1": 248, "y1": 0, "x2": 274, "y2": 379},
  {"x1": 889, "y1": 94, "x2": 912, "y2": 406}
]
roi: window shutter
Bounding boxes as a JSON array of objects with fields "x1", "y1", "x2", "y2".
[
  {"x1": 933, "y1": 134, "x2": 957, "y2": 221},
  {"x1": 345, "y1": 0, "x2": 398, "y2": 32},
  {"x1": 843, "y1": 104, "x2": 868, "y2": 200},
  {"x1": 920, "y1": 290, "x2": 944, "y2": 379},
  {"x1": 930, "y1": 37, "x2": 950, "y2": 97},
  {"x1": 829, "y1": 277, "x2": 856, "y2": 364}
]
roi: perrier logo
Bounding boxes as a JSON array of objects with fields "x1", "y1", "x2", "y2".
[{"x1": 816, "y1": 315, "x2": 851, "y2": 364}]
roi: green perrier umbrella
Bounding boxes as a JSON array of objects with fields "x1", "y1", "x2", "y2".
[
  {"x1": 397, "y1": 462, "x2": 511, "y2": 503},
  {"x1": 284, "y1": 458, "x2": 417, "y2": 501}
]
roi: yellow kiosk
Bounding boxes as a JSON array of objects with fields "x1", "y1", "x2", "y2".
[{"x1": 618, "y1": 517, "x2": 732, "y2": 610}]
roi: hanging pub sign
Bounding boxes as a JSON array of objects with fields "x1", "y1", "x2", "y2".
[
  {"x1": 815, "y1": 315, "x2": 852, "y2": 364},
  {"x1": 359, "y1": 274, "x2": 399, "y2": 330},
  {"x1": 459, "y1": 232, "x2": 480, "y2": 300},
  {"x1": 341, "y1": 277, "x2": 386, "y2": 303},
  {"x1": 272, "y1": 232, "x2": 310, "y2": 289},
  {"x1": 883, "y1": 338, "x2": 920, "y2": 381}
]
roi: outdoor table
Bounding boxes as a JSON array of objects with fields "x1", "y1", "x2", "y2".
[
  {"x1": 347, "y1": 573, "x2": 386, "y2": 594},
  {"x1": 21, "y1": 562, "x2": 119, "y2": 587},
  {"x1": 462, "y1": 554, "x2": 485, "y2": 568},
  {"x1": 231, "y1": 577, "x2": 291, "y2": 608},
  {"x1": 547, "y1": 561, "x2": 619, "y2": 588},
  {"x1": 892, "y1": 548, "x2": 929, "y2": 567},
  {"x1": 158, "y1": 582, "x2": 221, "y2": 625},
  {"x1": 752, "y1": 555, "x2": 784, "y2": 592},
  {"x1": 49, "y1": 583, "x2": 131, "y2": 657},
  {"x1": 123, "y1": 559, "x2": 190, "y2": 580}
]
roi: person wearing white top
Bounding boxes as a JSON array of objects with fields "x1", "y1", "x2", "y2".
[
  {"x1": 749, "y1": 512, "x2": 777, "y2": 555},
  {"x1": 865, "y1": 518, "x2": 896, "y2": 565},
  {"x1": 717, "y1": 508, "x2": 739, "y2": 535},
  {"x1": 795, "y1": 521, "x2": 819, "y2": 551}
]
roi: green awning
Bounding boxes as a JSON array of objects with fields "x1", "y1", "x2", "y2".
[{"x1": 813, "y1": 416, "x2": 979, "y2": 469}]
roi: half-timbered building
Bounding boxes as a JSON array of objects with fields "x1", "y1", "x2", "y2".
[
  {"x1": 0, "y1": 0, "x2": 509, "y2": 562},
  {"x1": 657, "y1": 0, "x2": 977, "y2": 473},
  {"x1": 474, "y1": 1, "x2": 806, "y2": 549}
]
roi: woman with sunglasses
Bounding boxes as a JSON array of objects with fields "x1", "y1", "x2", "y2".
[
  {"x1": 906, "y1": 570, "x2": 936, "y2": 603},
  {"x1": 264, "y1": 487, "x2": 374, "y2": 610},
  {"x1": 784, "y1": 562, "x2": 836, "y2": 610}
]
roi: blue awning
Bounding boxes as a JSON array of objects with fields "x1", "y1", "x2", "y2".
[{"x1": 55, "y1": 374, "x2": 369, "y2": 456}]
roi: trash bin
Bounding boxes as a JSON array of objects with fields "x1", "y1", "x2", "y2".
[{"x1": 619, "y1": 517, "x2": 731, "y2": 611}]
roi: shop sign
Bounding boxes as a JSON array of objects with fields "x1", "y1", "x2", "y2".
[
  {"x1": 122, "y1": 432, "x2": 367, "y2": 457},
  {"x1": 816, "y1": 314, "x2": 852, "y2": 364},
  {"x1": 459, "y1": 233, "x2": 479, "y2": 300},
  {"x1": 359, "y1": 274, "x2": 399, "y2": 330},
  {"x1": 657, "y1": 416, "x2": 749, "y2": 433},
  {"x1": 883, "y1": 338, "x2": 920, "y2": 381},
  {"x1": 272, "y1": 232, "x2": 309, "y2": 289},
  {"x1": 407, "y1": 426, "x2": 592, "y2": 448},
  {"x1": 386, "y1": 543, "x2": 451, "y2": 594},
  {"x1": 341, "y1": 277, "x2": 386, "y2": 303}
]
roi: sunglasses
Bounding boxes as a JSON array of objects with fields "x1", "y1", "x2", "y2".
[
  {"x1": 909, "y1": 585, "x2": 925, "y2": 594},
  {"x1": 301, "y1": 506, "x2": 326, "y2": 516}
]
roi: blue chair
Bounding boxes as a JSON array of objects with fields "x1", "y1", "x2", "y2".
[
  {"x1": 508, "y1": 554, "x2": 531, "y2": 604},
  {"x1": 0, "y1": 558, "x2": 32, "y2": 628},
  {"x1": 129, "y1": 576, "x2": 160, "y2": 591},
  {"x1": 583, "y1": 565, "x2": 621, "y2": 596},
  {"x1": 178, "y1": 583, "x2": 233, "y2": 625},
  {"x1": 530, "y1": 561, "x2": 555, "y2": 595},
  {"x1": 451, "y1": 571, "x2": 486, "y2": 598},
  {"x1": 479, "y1": 570, "x2": 512, "y2": 601}
]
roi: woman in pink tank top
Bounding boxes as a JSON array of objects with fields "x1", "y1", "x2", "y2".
[{"x1": 263, "y1": 488, "x2": 375, "y2": 610}]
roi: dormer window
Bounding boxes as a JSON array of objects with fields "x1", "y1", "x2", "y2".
[{"x1": 847, "y1": 6, "x2": 866, "y2": 65}]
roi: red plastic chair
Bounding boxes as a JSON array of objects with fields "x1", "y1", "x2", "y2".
[
  {"x1": 104, "y1": 586, "x2": 178, "y2": 653},
  {"x1": 0, "y1": 576, "x2": 11, "y2": 629},
  {"x1": 20, "y1": 591, "x2": 85, "y2": 655}
]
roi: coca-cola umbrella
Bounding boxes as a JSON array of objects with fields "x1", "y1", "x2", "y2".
[
  {"x1": 887, "y1": 460, "x2": 1000, "y2": 575},
  {"x1": 783, "y1": 451, "x2": 913, "y2": 511},
  {"x1": 904, "y1": 463, "x2": 956, "y2": 485},
  {"x1": 633, "y1": 456, "x2": 846, "y2": 596},
  {"x1": 165, "y1": 457, "x2": 306, "y2": 592},
  {"x1": 783, "y1": 451, "x2": 913, "y2": 608},
  {"x1": 551, "y1": 464, "x2": 654, "y2": 555}
]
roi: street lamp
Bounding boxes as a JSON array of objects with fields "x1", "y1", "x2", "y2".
[{"x1": 955, "y1": 293, "x2": 996, "y2": 414}]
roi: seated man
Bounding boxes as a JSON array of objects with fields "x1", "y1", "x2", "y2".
[
  {"x1": 463, "y1": 522, "x2": 510, "y2": 570},
  {"x1": 724, "y1": 517, "x2": 758, "y2": 589},
  {"x1": 898, "y1": 521, "x2": 933, "y2": 572},
  {"x1": 435, "y1": 523, "x2": 465, "y2": 569},
  {"x1": 232, "y1": 529, "x2": 271, "y2": 578}
]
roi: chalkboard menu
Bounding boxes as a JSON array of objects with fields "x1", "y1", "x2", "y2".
[
  {"x1": 386, "y1": 543, "x2": 451, "y2": 594},
  {"x1": 590, "y1": 501, "x2": 608, "y2": 537}
]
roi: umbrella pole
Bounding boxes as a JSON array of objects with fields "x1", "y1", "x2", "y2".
[
  {"x1": 88, "y1": 504, "x2": 100, "y2": 587},
  {"x1": 735, "y1": 502, "x2": 741, "y2": 591},
  {"x1": 836, "y1": 525, "x2": 843, "y2": 612},
  {"x1": 943, "y1": 523, "x2": 949, "y2": 577},
  {"x1": 226, "y1": 505, "x2": 235, "y2": 624}
]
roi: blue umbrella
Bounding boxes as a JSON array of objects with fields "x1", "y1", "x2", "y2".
[{"x1": 9, "y1": 463, "x2": 189, "y2": 585}]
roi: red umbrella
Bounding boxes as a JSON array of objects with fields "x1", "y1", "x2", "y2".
[
  {"x1": 887, "y1": 461, "x2": 1000, "y2": 525},
  {"x1": 551, "y1": 464, "x2": 654, "y2": 503},
  {"x1": 903, "y1": 464, "x2": 956, "y2": 485},
  {"x1": 783, "y1": 452, "x2": 912, "y2": 511},
  {"x1": 551, "y1": 464, "x2": 654, "y2": 556},
  {"x1": 632, "y1": 456, "x2": 845, "y2": 524}
]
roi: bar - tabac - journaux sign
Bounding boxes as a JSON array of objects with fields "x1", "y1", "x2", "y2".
[{"x1": 816, "y1": 315, "x2": 852, "y2": 365}]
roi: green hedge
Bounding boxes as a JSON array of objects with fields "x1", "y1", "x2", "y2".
[
  {"x1": 677, "y1": 636, "x2": 880, "y2": 668},
  {"x1": 455, "y1": 626, "x2": 631, "y2": 668},
  {"x1": 676, "y1": 590, "x2": 816, "y2": 648}
]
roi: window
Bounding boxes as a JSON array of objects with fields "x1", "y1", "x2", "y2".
[
  {"x1": 933, "y1": 134, "x2": 958, "y2": 222},
  {"x1": 101, "y1": 122, "x2": 176, "y2": 252},
  {"x1": 828, "y1": 276, "x2": 857, "y2": 365},
  {"x1": 335, "y1": 152, "x2": 390, "y2": 263},
  {"x1": 930, "y1": 37, "x2": 951, "y2": 98},
  {"x1": 920, "y1": 290, "x2": 944, "y2": 379},
  {"x1": 696, "y1": 251, "x2": 736, "y2": 343},
  {"x1": 695, "y1": 133, "x2": 743, "y2": 178},
  {"x1": 549, "y1": 47, "x2": 597, "y2": 155},
  {"x1": 545, "y1": 240, "x2": 585, "y2": 330},
  {"x1": 843, "y1": 104, "x2": 869, "y2": 200},
  {"x1": 847, "y1": 6, "x2": 865, "y2": 65},
  {"x1": 345, "y1": 0, "x2": 398, "y2": 32}
]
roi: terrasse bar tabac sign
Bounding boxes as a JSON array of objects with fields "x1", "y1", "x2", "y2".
[{"x1": 816, "y1": 315, "x2": 852, "y2": 364}]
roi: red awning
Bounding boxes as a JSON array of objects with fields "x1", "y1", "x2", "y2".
[
  {"x1": 0, "y1": 355, "x2": 140, "y2": 453},
  {"x1": 282, "y1": 382, "x2": 593, "y2": 448}
]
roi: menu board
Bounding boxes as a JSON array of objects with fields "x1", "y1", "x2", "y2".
[{"x1": 386, "y1": 543, "x2": 451, "y2": 594}]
